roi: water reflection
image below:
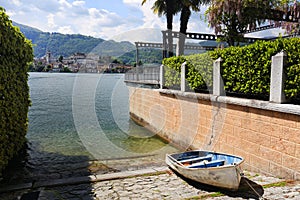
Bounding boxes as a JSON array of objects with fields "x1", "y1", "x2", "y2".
[{"x1": 2, "y1": 73, "x2": 178, "y2": 184}]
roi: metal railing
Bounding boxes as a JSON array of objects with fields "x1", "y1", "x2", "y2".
[{"x1": 124, "y1": 65, "x2": 160, "y2": 85}]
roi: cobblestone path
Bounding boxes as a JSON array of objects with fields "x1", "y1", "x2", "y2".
[{"x1": 1, "y1": 168, "x2": 299, "y2": 200}]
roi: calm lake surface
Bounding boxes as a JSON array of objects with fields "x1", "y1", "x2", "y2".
[{"x1": 25, "y1": 73, "x2": 178, "y2": 175}]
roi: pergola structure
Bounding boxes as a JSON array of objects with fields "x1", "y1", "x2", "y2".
[
  {"x1": 134, "y1": 41, "x2": 216, "y2": 66},
  {"x1": 134, "y1": 28, "x2": 275, "y2": 65},
  {"x1": 129, "y1": 22, "x2": 299, "y2": 85},
  {"x1": 162, "y1": 30, "x2": 272, "y2": 58}
]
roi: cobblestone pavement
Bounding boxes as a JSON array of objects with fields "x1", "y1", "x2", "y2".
[{"x1": 1, "y1": 168, "x2": 299, "y2": 200}]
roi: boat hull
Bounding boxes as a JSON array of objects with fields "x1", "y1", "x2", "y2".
[{"x1": 166, "y1": 151, "x2": 244, "y2": 191}]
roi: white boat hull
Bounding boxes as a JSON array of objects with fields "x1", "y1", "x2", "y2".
[{"x1": 166, "y1": 151, "x2": 244, "y2": 191}]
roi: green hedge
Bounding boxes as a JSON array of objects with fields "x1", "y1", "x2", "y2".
[
  {"x1": 0, "y1": 7, "x2": 33, "y2": 173},
  {"x1": 162, "y1": 56, "x2": 185, "y2": 90},
  {"x1": 185, "y1": 53, "x2": 213, "y2": 92},
  {"x1": 163, "y1": 38, "x2": 300, "y2": 101},
  {"x1": 162, "y1": 53, "x2": 213, "y2": 91},
  {"x1": 210, "y1": 38, "x2": 300, "y2": 99}
]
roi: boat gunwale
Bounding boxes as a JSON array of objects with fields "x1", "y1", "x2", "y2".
[{"x1": 166, "y1": 150, "x2": 244, "y2": 171}]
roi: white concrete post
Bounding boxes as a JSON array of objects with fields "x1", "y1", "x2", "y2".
[
  {"x1": 213, "y1": 57, "x2": 225, "y2": 96},
  {"x1": 270, "y1": 51, "x2": 287, "y2": 103},
  {"x1": 176, "y1": 33, "x2": 186, "y2": 56},
  {"x1": 160, "y1": 64, "x2": 165, "y2": 89},
  {"x1": 181, "y1": 62, "x2": 187, "y2": 92}
]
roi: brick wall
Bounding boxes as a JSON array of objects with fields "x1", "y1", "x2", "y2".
[{"x1": 128, "y1": 86, "x2": 300, "y2": 180}]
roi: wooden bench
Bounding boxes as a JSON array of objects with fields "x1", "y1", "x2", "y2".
[
  {"x1": 188, "y1": 159, "x2": 225, "y2": 168},
  {"x1": 179, "y1": 155, "x2": 213, "y2": 164}
]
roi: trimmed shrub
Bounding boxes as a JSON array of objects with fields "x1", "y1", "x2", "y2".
[
  {"x1": 282, "y1": 38, "x2": 300, "y2": 99},
  {"x1": 0, "y1": 7, "x2": 33, "y2": 173},
  {"x1": 185, "y1": 53, "x2": 214, "y2": 92},
  {"x1": 162, "y1": 56, "x2": 186, "y2": 90},
  {"x1": 162, "y1": 53, "x2": 214, "y2": 91},
  {"x1": 163, "y1": 38, "x2": 300, "y2": 102},
  {"x1": 210, "y1": 38, "x2": 300, "y2": 100}
]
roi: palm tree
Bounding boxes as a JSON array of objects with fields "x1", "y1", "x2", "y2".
[
  {"x1": 177, "y1": 0, "x2": 211, "y2": 55},
  {"x1": 142, "y1": 0, "x2": 179, "y2": 57}
]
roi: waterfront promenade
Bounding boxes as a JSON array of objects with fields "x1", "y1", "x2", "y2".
[{"x1": 1, "y1": 165, "x2": 299, "y2": 200}]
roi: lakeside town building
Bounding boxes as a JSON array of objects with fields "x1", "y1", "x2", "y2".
[{"x1": 33, "y1": 51, "x2": 132, "y2": 73}]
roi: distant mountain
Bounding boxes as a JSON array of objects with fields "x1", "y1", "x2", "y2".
[
  {"x1": 118, "y1": 48, "x2": 163, "y2": 65},
  {"x1": 89, "y1": 40, "x2": 135, "y2": 57},
  {"x1": 13, "y1": 22, "x2": 135, "y2": 58}
]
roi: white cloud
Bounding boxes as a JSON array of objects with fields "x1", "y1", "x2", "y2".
[
  {"x1": 73, "y1": 0, "x2": 85, "y2": 7},
  {"x1": 122, "y1": 0, "x2": 210, "y2": 35},
  {"x1": 123, "y1": 0, "x2": 141, "y2": 6},
  {"x1": 187, "y1": 12, "x2": 213, "y2": 34},
  {"x1": 33, "y1": 0, "x2": 60, "y2": 12},
  {"x1": 58, "y1": 0, "x2": 72, "y2": 9},
  {"x1": 88, "y1": 8, "x2": 110, "y2": 19},
  {"x1": 6, "y1": 10, "x2": 16, "y2": 17},
  {"x1": 1, "y1": 0, "x2": 157, "y2": 39},
  {"x1": 87, "y1": 8, "x2": 124, "y2": 29},
  {"x1": 1, "y1": 0, "x2": 211, "y2": 42},
  {"x1": 111, "y1": 28, "x2": 163, "y2": 43},
  {"x1": 47, "y1": 14, "x2": 57, "y2": 29},
  {"x1": 124, "y1": 0, "x2": 165, "y2": 30},
  {"x1": 58, "y1": 25, "x2": 74, "y2": 34},
  {"x1": 11, "y1": 0, "x2": 21, "y2": 6},
  {"x1": 246, "y1": 28, "x2": 286, "y2": 38}
]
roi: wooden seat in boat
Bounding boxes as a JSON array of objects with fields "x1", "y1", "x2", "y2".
[
  {"x1": 179, "y1": 155, "x2": 213, "y2": 164},
  {"x1": 188, "y1": 159, "x2": 225, "y2": 168}
]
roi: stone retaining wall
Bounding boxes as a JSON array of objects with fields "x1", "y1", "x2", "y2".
[{"x1": 128, "y1": 86, "x2": 300, "y2": 180}]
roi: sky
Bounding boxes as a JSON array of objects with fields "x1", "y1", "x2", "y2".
[
  {"x1": 1, "y1": 0, "x2": 283, "y2": 43},
  {"x1": 0, "y1": 0, "x2": 212, "y2": 43}
]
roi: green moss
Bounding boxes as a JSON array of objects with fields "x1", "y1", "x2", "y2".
[
  {"x1": 263, "y1": 181, "x2": 287, "y2": 188},
  {"x1": 185, "y1": 192, "x2": 224, "y2": 200},
  {"x1": 138, "y1": 171, "x2": 167, "y2": 177}
]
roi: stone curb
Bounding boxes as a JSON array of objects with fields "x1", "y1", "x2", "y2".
[
  {"x1": 0, "y1": 183, "x2": 33, "y2": 193},
  {"x1": 158, "y1": 89, "x2": 300, "y2": 116},
  {"x1": 0, "y1": 166, "x2": 168, "y2": 193}
]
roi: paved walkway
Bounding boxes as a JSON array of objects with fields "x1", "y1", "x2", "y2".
[{"x1": 0, "y1": 166, "x2": 299, "y2": 200}]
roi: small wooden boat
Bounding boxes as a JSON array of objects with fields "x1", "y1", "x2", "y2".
[{"x1": 166, "y1": 150, "x2": 244, "y2": 190}]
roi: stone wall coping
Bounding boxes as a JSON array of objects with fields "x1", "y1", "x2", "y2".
[{"x1": 158, "y1": 89, "x2": 300, "y2": 116}]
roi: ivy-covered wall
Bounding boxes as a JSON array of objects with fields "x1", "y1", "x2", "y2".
[{"x1": 0, "y1": 7, "x2": 33, "y2": 173}]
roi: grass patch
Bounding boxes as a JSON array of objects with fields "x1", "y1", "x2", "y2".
[
  {"x1": 139, "y1": 171, "x2": 167, "y2": 177},
  {"x1": 263, "y1": 181, "x2": 287, "y2": 188},
  {"x1": 209, "y1": 192, "x2": 224, "y2": 197},
  {"x1": 185, "y1": 192, "x2": 224, "y2": 199},
  {"x1": 244, "y1": 172, "x2": 260, "y2": 179}
]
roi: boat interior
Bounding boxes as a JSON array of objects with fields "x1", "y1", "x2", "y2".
[{"x1": 171, "y1": 151, "x2": 243, "y2": 168}]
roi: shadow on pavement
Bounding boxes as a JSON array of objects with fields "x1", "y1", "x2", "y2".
[
  {"x1": 0, "y1": 142, "x2": 116, "y2": 200},
  {"x1": 171, "y1": 169, "x2": 264, "y2": 200}
]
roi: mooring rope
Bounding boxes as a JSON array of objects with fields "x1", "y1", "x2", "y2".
[{"x1": 236, "y1": 167, "x2": 265, "y2": 200}]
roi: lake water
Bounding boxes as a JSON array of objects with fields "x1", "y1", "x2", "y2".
[{"x1": 15, "y1": 72, "x2": 178, "y2": 181}]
